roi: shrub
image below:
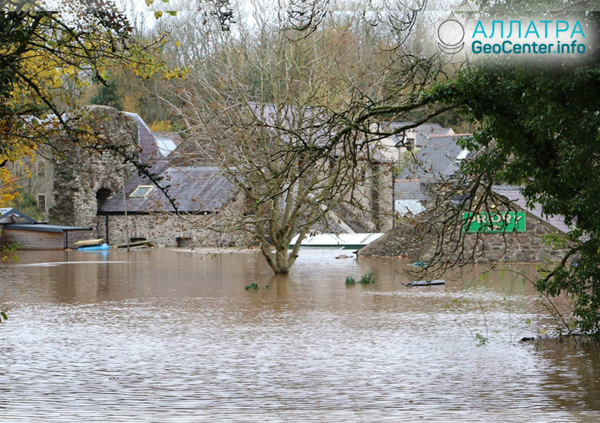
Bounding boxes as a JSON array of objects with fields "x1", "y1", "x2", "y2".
[{"x1": 359, "y1": 271, "x2": 376, "y2": 284}]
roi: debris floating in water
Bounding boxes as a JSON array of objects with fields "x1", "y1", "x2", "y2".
[
  {"x1": 411, "y1": 262, "x2": 428, "y2": 267},
  {"x1": 406, "y1": 279, "x2": 446, "y2": 287}
]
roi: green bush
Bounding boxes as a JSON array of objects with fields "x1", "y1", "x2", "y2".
[
  {"x1": 359, "y1": 271, "x2": 376, "y2": 284},
  {"x1": 244, "y1": 282, "x2": 260, "y2": 290}
]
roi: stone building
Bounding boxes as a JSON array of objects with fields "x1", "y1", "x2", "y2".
[
  {"x1": 9, "y1": 106, "x2": 245, "y2": 248},
  {"x1": 48, "y1": 106, "x2": 166, "y2": 232},
  {"x1": 360, "y1": 135, "x2": 572, "y2": 263},
  {"x1": 8, "y1": 106, "x2": 150, "y2": 223},
  {"x1": 98, "y1": 165, "x2": 240, "y2": 247},
  {"x1": 9, "y1": 156, "x2": 54, "y2": 221},
  {"x1": 393, "y1": 133, "x2": 471, "y2": 218},
  {"x1": 372, "y1": 122, "x2": 455, "y2": 160}
]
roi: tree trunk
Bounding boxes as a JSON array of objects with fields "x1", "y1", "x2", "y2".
[
  {"x1": 274, "y1": 245, "x2": 290, "y2": 274},
  {"x1": 259, "y1": 238, "x2": 292, "y2": 274}
]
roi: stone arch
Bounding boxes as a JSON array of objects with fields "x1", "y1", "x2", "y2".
[
  {"x1": 48, "y1": 106, "x2": 138, "y2": 231},
  {"x1": 96, "y1": 187, "x2": 112, "y2": 210}
]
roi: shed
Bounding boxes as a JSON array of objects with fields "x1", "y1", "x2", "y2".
[{"x1": 0, "y1": 208, "x2": 93, "y2": 250}]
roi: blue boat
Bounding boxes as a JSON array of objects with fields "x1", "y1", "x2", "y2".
[{"x1": 78, "y1": 243, "x2": 109, "y2": 251}]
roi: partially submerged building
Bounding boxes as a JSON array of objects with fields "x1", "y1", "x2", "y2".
[
  {"x1": 0, "y1": 208, "x2": 92, "y2": 249},
  {"x1": 98, "y1": 165, "x2": 239, "y2": 247},
  {"x1": 361, "y1": 135, "x2": 572, "y2": 263}
]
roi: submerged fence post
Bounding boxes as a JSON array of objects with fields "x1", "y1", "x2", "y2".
[{"x1": 122, "y1": 172, "x2": 130, "y2": 252}]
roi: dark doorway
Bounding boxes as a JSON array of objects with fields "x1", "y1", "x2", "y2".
[{"x1": 96, "y1": 188, "x2": 112, "y2": 210}]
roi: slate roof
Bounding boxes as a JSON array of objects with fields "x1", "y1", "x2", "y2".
[
  {"x1": 398, "y1": 134, "x2": 471, "y2": 181},
  {"x1": 384, "y1": 122, "x2": 455, "y2": 148},
  {"x1": 394, "y1": 180, "x2": 428, "y2": 201},
  {"x1": 248, "y1": 102, "x2": 332, "y2": 148},
  {"x1": 491, "y1": 185, "x2": 571, "y2": 234},
  {"x1": 99, "y1": 165, "x2": 236, "y2": 214},
  {"x1": 124, "y1": 112, "x2": 165, "y2": 164}
]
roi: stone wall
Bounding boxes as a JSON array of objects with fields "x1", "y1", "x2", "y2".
[
  {"x1": 100, "y1": 213, "x2": 240, "y2": 247},
  {"x1": 462, "y1": 216, "x2": 569, "y2": 263},
  {"x1": 359, "y1": 208, "x2": 571, "y2": 263},
  {"x1": 49, "y1": 106, "x2": 138, "y2": 229}
]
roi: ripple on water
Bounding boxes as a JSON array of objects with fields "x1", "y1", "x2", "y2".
[{"x1": 0, "y1": 249, "x2": 598, "y2": 422}]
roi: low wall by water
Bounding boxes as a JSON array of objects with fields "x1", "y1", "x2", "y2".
[{"x1": 100, "y1": 214, "x2": 238, "y2": 247}]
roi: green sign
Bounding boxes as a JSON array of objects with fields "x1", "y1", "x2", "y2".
[{"x1": 463, "y1": 212, "x2": 526, "y2": 234}]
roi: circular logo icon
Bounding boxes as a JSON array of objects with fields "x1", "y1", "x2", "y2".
[{"x1": 437, "y1": 19, "x2": 465, "y2": 55}]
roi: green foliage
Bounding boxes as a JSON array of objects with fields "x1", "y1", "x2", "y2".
[
  {"x1": 345, "y1": 276, "x2": 356, "y2": 285},
  {"x1": 9, "y1": 190, "x2": 41, "y2": 221},
  {"x1": 475, "y1": 333, "x2": 488, "y2": 346},
  {"x1": 2, "y1": 243, "x2": 20, "y2": 262},
  {"x1": 431, "y1": 12, "x2": 600, "y2": 335},
  {"x1": 244, "y1": 282, "x2": 260, "y2": 290},
  {"x1": 90, "y1": 76, "x2": 124, "y2": 110},
  {"x1": 0, "y1": 311, "x2": 7, "y2": 322},
  {"x1": 359, "y1": 271, "x2": 376, "y2": 284}
]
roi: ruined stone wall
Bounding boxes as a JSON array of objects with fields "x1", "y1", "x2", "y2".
[
  {"x1": 101, "y1": 213, "x2": 239, "y2": 247},
  {"x1": 49, "y1": 106, "x2": 138, "y2": 230}
]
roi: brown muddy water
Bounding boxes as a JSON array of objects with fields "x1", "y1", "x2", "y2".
[{"x1": 0, "y1": 249, "x2": 599, "y2": 422}]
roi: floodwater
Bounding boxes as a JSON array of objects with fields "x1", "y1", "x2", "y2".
[{"x1": 0, "y1": 249, "x2": 599, "y2": 422}]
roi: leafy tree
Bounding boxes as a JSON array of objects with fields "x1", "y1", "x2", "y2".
[
  {"x1": 90, "y1": 76, "x2": 124, "y2": 110},
  {"x1": 0, "y1": 0, "x2": 178, "y2": 321},
  {"x1": 7, "y1": 189, "x2": 42, "y2": 220},
  {"x1": 437, "y1": 54, "x2": 600, "y2": 334}
]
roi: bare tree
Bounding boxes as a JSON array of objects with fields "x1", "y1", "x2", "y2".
[{"x1": 156, "y1": 1, "x2": 454, "y2": 273}]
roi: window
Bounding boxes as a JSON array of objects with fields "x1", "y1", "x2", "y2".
[
  {"x1": 37, "y1": 194, "x2": 46, "y2": 211},
  {"x1": 38, "y1": 160, "x2": 46, "y2": 177},
  {"x1": 129, "y1": 185, "x2": 154, "y2": 198}
]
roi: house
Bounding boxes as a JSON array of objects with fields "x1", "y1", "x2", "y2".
[
  {"x1": 8, "y1": 106, "x2": 245, "y2": 247},
  {"x1": 10, "y1": 106, "x2": 167, "y2": 231},
  {"x1": 0, "y1": 208, "x2": 93, "y2": 249},
  {"x1": 394, "y1": 133, "x2": 470, "y2": 217},
  {"x1": 371, "y1": 122, "x2": 456, "y2": 162},
  {"x1": 98, "y1": 165, "x2": 240, "y2": 247}
]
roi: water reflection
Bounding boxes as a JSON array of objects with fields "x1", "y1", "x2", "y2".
[{"x1": 0, "y1": 249, "x2": 598, "y2": 422}]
